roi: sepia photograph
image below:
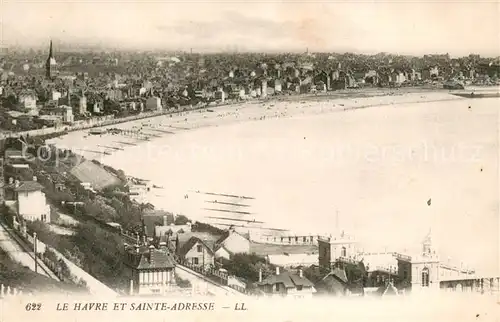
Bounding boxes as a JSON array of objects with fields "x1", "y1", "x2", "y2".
[{"x1": 0, "y1": 0, "x2": 498, "y2": 321}]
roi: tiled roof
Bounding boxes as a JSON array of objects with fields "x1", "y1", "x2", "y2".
[
  {"x1": 178, "y1": 236, "x2": 215, "y2": 258},
  {"x1": 328, "y1": 268, "x2": 348, "y2": 284},
  {"x1": 136, "y1": 249, "x2": 176, "y2": 270},
  {"x1": 14, "y1": 181, "x2": 44, "y2": 192},
  {"x1": 258, "y1": 271, "x2": 314, "y2": 289}
]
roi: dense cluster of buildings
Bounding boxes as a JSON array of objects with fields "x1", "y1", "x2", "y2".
[
  {"x1": 119, "y1": 198, "x2": 477, "y2": 298},
  {"x1": 0, "y1": 42, "x2": 496, "y2": 298},
  {"x1": 1, "y1": 42, "x2": 500, "y2": 132}
]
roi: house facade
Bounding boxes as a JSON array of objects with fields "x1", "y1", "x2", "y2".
[
  {"x1": 314, "y1": 268, "x2": 349, "y2": 296},
  {"x1": 178, "y1": 236, "x2": 215, "y2": 269},
  {"x1": 124, "y1": 245, "x2": 177, "y2": 295},
  {"x1": 14, "y1": 180, "x2": 50, "y2": 223},
  {"x1": 318, "y1": 232, "x2": 358, "y2": 270},
  {"x1": 257, "y1": 267, "x2": 316, "y2": 298},
  {"x1": 19, "y1": 92, "x2": 37, "y2": 110}
]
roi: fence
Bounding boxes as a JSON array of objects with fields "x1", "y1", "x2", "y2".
[
  {"x1": 176, "y1": 259, "x2": 249, "y2": 294},
  {"x1": 9, "y1": 221, "x2": 110, "y2": 293},
  {"x1": 255, "y1": 234, "x2": 318, "y2": 245},
  {"x1": 0, "y1": 284, "x2": 32, "y2": 298}
]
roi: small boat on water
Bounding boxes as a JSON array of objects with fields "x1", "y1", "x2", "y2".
[{"x1": 88, "y1": 128, "x2": 107, "y2": 135}]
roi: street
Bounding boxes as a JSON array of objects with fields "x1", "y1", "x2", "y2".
[{"x1": 0, "y1": 221, "x2": 51, "y2": 278}]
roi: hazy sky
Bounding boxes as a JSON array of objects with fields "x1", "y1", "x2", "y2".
[{"x1": 1, "y1": 0, "x2": 499, "y2": 56}]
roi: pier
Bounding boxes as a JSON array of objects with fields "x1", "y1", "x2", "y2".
[
  {"x1": 97, "y1": 145, "x2": 124, "y2": 151},
  {"x1": 203, "y1": 208, "x2": 253, "y2": 215}
]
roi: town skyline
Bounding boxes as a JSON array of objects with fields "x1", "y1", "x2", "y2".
[{"x1": 1, "y1": 0, "x2": 499, "y2": 57}]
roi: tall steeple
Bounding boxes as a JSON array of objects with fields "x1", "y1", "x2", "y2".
[
  {"x1": 45, "y1": 39, "x2": 56, "y2": 79},
  {"x1": 48, "y1": 39, "x2": 53, "y2": 59}
]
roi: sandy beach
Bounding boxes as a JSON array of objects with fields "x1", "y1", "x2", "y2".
[
  {"x1": 47, "y1": 88, "x2": 499, "y2": 275},
  {"x1": 48, "y1": 89, "x2": 465, "y2": 158}
]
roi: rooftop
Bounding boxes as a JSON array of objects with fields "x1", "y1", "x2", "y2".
[
  {"x1": 258, "y1": 270, "x2": 314, "y2": 289},
  {"x1": 14, "y1": 181, "x2": 44, "y2": 192},
  {"x1": 136, "y1": 248, "x2": 176, "y2": 270}
]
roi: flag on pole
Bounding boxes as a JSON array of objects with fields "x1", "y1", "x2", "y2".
[{"x1": 427, "y1": 198, "x2": 432, "y2": 206}]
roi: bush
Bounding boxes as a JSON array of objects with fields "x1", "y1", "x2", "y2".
[
  {"x1": 71, "y1": 222, "x2": 128, "y2": 289},
  {"x1": 191, "y1": 222, "x2": 224, "y2": 236},
  {"x1": 83, "y1": 196, "x2": 118, "y2": 222},
  {"x1": 220, "y1": 253, "x2": 270, "y2": 284},
  {"x1": 174, "y1": 214, "x2": 190, "y2": 225},
  {"x1": 175, "y1": 276, "x2": 191, "y2": 288}
]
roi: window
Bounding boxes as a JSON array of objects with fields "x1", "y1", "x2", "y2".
[
  {"x1": 197, "y1": 245, "x2": 203, "y2": 252},
  {"x1": 421, "y1": 268, "x2": 430, "y2": 287},
  {"x1": 295, "y1": 237, "x2": 298, "y2": 242},
  {"x1": 303, "y1": 237, "x2": 306, "y2": 242},
  {"x1": 403, "y1": 271, "x2": 408, "y2": 280},
  {"x1": 341, "y1": 246, "x2": 347, "y2": 257},
  {"x1": 296, "y1": 285, "x2": 303, "y2": 291},
  {"x1": 193, "y1": 258, "x2": 199, "y2": 265}
]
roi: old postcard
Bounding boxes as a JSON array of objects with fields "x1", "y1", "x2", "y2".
[{"x1": 0, "y1": 0, "x2": 498, "y2": 321}]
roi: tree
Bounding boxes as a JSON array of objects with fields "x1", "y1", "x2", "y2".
[
  {"x1": 220, "y1": 253, "x2": 270, "y2": 284},
  {"x1": 84, "y1": 196, "x2": 118, "y2": 222},
  {"x1": 71, "y1": 222, "x2": 127, "y2": 289},
  {"x1": 174, "y1": 214, "x2": 190, "y2": 225}
]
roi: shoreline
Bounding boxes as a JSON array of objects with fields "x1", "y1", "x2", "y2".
[
  {"x1": 39, "y1": 89, "x2": 500, "y2": 275},
  {"x1": 46, "y1": 90, "x2": 472, "y2": 229},
  {"x1": 2, "y1": 86, "x2": 497, "y2": 141},
  {"x1": 47, "y1": 89, "x2": 470, "y2": 155}
]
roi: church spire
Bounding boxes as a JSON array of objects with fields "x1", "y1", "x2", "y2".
[
  {"x1": 48, "y1": 39, "x2": 53, "y2": 59},
  {"x1": 46, "y1": 39, "x2": 56, "y2": 79}
]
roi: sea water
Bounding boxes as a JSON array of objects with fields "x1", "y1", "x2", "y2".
[{"x1": 96, "y1": 97, "x2": 499, "y2": 275}]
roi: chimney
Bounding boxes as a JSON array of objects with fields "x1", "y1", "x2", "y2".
[
  {"x1": 276, "y1": 267, "x2": 280, "y2": 275},
  {"x1": 163, "y1": 216, "x2": 168, "y2": 226},
  {"x1": 299, "y1": 269, "x2": 303, "y2": 278},
  {"x1": 259, "y1": 269, "x2": 262, "y2": 282}
]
